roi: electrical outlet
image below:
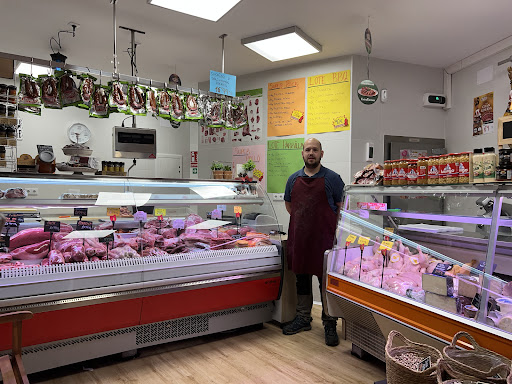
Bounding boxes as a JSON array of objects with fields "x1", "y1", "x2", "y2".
[
  {"x1": 273, "y1": 193, "x2": 284, "y2": 201},
  {"x1": 26, "y1": 188, "x2": 38, "y2": 196}
]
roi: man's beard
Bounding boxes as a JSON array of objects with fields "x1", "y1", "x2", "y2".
[{"x1": 303, "y1": 156, "x2": 320, "y2": 169}]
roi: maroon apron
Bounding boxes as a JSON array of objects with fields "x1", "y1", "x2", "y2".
[{"x1": 287, "y1": 176, "x2": 337, "y2": 277}]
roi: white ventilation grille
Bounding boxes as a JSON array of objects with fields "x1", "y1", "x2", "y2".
[{"x1": 1, "y1": 246, "x2": 278, "y2": 279}]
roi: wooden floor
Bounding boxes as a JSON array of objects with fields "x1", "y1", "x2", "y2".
[{"x1": 29, "y1": 305, "x2": 386, "y2": 384}]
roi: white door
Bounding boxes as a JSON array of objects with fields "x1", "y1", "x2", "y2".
[{"x1": 155, "y1": 153, "x2": 182, "y2": 178}]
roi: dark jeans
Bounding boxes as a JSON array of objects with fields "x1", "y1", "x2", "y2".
[{"x1": 295, "y1": 273, "x2": 336, "y2": 325}]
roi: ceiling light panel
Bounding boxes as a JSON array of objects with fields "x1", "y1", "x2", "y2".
[
  {"x1": 148, "y1": 0, "x2": 241, "y2": 22},
  {"x1": 242, "y1": 26, "x2": 322, "y2": 62}
]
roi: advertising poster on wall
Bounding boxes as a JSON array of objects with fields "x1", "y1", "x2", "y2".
[
  {"x1": 473, "y1": 92, "x2": 494, "y2": 136},
  {"x1": 267, "y1": 78, "x2": 305, "y2": 137},
  {"x1": 232, "y1": 89, "x2": 264, "y2": 143},
  {"x1": 232, "y1": 145, "x2": 266, "y2": 188},
  {"x1": 307, "y1": 70, "x2": 351, "y2": 133},
  {"x1": 200, "y1": 122, "x2": 228, "y2": 145},
  {"x1": 267, "y1": 138, "x2": 304, "y2": 193}
]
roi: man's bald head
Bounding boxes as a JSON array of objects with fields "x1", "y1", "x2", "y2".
[{"x1": 303, "y1": 138, "x2": 322, "y2": 150}]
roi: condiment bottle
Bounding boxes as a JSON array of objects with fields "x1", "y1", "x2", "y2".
[
  {"x1": 114, "y1": 162, "x2": 120, "y2": 172},
  {"x1": 383, "y1": 161, "x2": 392, "y2": 186},
  {"x1": 120, "y1": 162, "x2": 125, "y2": 174},
  {"x1": 483, "y1": 147, "x2": 496, "y2": 183},
  {"x1": 472, "y1": 149, "x2": 484, "y2": 183},
  {"x1": 417, "y1": 157, "x2": 428, "y2": 185}
]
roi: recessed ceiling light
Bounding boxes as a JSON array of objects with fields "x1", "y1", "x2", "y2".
[
  {"x1": 147, "y1": 0, "x2": 241, "y2": 22},
  {"x1": 241, "y1": 26, "x2": 322, "y2": 62},
  {"x1": 15, "y1": 62, "x2": 51, "y2": 77}
]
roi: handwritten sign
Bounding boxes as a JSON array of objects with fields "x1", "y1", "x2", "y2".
[
  {"x1": 234, "y1": 206, "x2": 242, "y2": 214},
  {"x1": 74, "y1": 208, "x2": 88, "y2": 217},
  {"x1": 346, "y1": 234, "x2": 357, "y2": 243},
  {"x1": 232, "y1": 145, "x2": 266, "y2": 187},
  {"x1": 267, "y1": 138, "x2": 304, "y2": 193},
  {"x1": 385, "y1": 227, "x2": 395, "y2": 233},
  {"x1": 172, "y1": 219, "x2": 185, "y2": 230},
  {"x1": 99, "y1": 233, "x2": 114, "y2": 244},
  {"x1": 44, "y1": 221, "x2": 61, "y2": 232},
  {"x1": 76, "y1": 220, "x2": 93, "y2": 230},
  {"x1": 211, "y1": 209, "x2": 222, "y2": 220},
  {"x1": 357, "y1": 237, "x2": 370, "y2": 246},
  {"x1": 107, "y1": 207, "x2": 121, "y2": 217},
  {"x1": 357, "y1": 202, "x2": 387, "y2": 211},
  {"x1": 267, "y1": 78, "x2": 305, "y2": 136},
  {"x1": 210, "y1": 70, "x2": 236, "y2": 97},
  {"x1": 217, "y1": 205, "x2": 227, "y2": 212},
  {"x1": 154, "y1": 208, "x2": 166, "y2": 217},
  {"x1": 307, "y1": 70, "x2": 351, "y2": 134},
  {"x1": 134, "y1": 211, "x2": 147, "y2": 222},
  {"x1": 379, "y1": 241, "x2": 394, "y2": 251}
]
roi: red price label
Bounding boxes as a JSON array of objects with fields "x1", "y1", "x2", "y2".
[
  {"x1": 157, "y1": 215, "x2": 163, "y2": 221},
  {"x1": 110, "y1": 215, "x2": 117, "y2": 222},
  {"x1": 236, "y1": 212, "x2": 241, "y2": 218},
  {"x1": 345, "y1": 241, "x2": 351, "y2": 247}
]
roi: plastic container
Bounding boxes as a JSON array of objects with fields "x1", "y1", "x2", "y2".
[
  {"x1": 483, "y1": 147, "x2": 496, "y2": 183},
  {"x1": 384, "y1": 161, "x2": 392, "y2": 186},
  {"x1": 417, "y1": 157, "x2": 428, "y2": 185},
  {"x1": 428, "y1": 156, "x2": 440, "y2": 184},
  {"x1": 458, "y1": 152, "x2": 471, "y2": 184},
  {"x1": 398, "y1": 159, "x2": 408, "y2": 185},
  {"x1": 407, "y1": 160, "x2": 418, "y2": 185},
  {"x1": 472, "y1": 149, "x2": 484, "y2": 183}
]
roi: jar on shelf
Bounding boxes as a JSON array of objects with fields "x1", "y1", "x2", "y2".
[
  {"x1": 496, "y1": 166, "x2": 508, "y2": 181},
  {"x1": 0, "y1": 105, "x2": 6, "y2": 117},
  {"x1": 0, "y1": 146, "x2": 5, "y2": 160},
  {"x1": 7, "y1": 106, "x2": 15, "y2": 118},
  {"x1": 407, "y1": 159, "x2": 418, "y2": 185},
  {"x1": 391, "y1": 160, "x2": 399, "y2": 185},
  {"x1": 102, "y1": 161, "x2": 107, "y2": 173},
  {"x1": 107, "y1": 161, "x2": 114, "y2": 172},
  {"x1": 119, "y1": 162, "x2": 125, "y2": 173},
  {"x1": 0, "y1": 125, "x2": 5, "y2": 138},
  {"x1": 6, "y1": 126, "x2": 16, "y2": 138},
  {"x1": 114, "y1": 162, "x2": 120, "y2": 172},
  {"x1": 417, "y1": 157, "x2": 428, "y2": 185},
  {"x1": 499, "y1": 148, "x2": 512, "y2": 166},
  {"x1": 483, "y1": 147, "x2": 496, "y2": 183},
  {"x1": 458, "y1": 152, "x2": 471, "y2": 184},
  {"x1": 445, "y1": 153, "x2": 459, "y2": 184},
  {"x1": 0, "y1": 84, "x2": 7, "y2": 103},
  {"x1": 383, "y1": 161, "x2": 392, "y2": 186},
  {"x1": 428, "y1": 156, "x2": 440, "y2": 184},
  {"x1": 438, "y1": 155, "x2": 449, "y2": 184},
  {"x1": 7, "y1": 85, "x2": 16, "y2": 98},
  {"x1": 473, "y1": 148, "x2": 484, "y2": 183},
  {"x1": 398, "y1": 159, "x2": 408, "y2": 185}
]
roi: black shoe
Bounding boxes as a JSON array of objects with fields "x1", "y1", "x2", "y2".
[
  {"x1": 324, "y1": 322, "x2": 339, "y2": 346},
  {"x1": 282, "y1": 316, "x2": 312, "y2": 335}
]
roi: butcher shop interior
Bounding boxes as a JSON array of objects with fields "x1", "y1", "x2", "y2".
[{"x1": 1, "y1": 1, "x2": 512, "y2": 383}]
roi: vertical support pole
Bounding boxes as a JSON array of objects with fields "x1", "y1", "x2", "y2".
[
  {"x1": 131, "y1": 29, "x2": 136, "y2": 128},
  {"x1": 112, "y1": 0, "x2": 118, "y2": 75},
  {"x1": 219, "y1": 34, "x2": 227, "y2": 73}
]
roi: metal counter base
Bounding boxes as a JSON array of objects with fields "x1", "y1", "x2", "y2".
[{"x1": 19, "y1": 302, "x2": 273, "y2": 374}]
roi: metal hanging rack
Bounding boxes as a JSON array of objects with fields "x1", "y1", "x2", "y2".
[{"x1": 0, "y1": 51, "x2": 246, "y2": 102}]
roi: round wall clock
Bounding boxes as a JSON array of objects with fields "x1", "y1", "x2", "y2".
[{"x1": 68, "y1": 123, "x2": 91, "y2": 144}]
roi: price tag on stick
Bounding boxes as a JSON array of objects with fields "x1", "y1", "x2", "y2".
[
  {"x1": 44, "y1": 221, "x2": 61, "y2": 232},
  {"x1": 74, "y1": 208, "x2": 88, "y2": 218},
  {"x1": 76, "y1": 220, "x2": 93, "y2": 230},
  {"x1": 379, "y1": 241, "x2": 393, "y2": 251},
  {"x1": 358, "y1": 237, "x2": 370, "y2": 246},
  {"x1": 345, "y1": 234, "x2": 357, "y2": 244}
]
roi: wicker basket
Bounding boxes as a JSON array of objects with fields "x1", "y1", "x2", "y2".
[
  {"x1": 436, "y1": 359, "x2": 510, "y2": 384},
  {"x1": 442, "y1": 332, "x2": 511, "y2": 383},
  {"x1": 386, "y1": 331, "x2": 442, "y2": 384}
]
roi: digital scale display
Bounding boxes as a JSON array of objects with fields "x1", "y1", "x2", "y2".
[
  {"x1": 113, "y1": 127, "x2": 157, "y2": 159},
  {"x1": 118, "y1": 132, "x2": 155, "y2": 145}
]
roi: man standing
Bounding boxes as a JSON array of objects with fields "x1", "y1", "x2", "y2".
[{"x1": 282, "y1": 138, "x2": 345, "y2": 346}]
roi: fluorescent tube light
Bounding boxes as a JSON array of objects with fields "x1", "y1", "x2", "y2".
[
  {"x1": 15, "y1": 62, "x2": 51, "y2": 77},
  {"x1": 147, "y1": 0, "x2": 241, "y2": 22},
  {"x1": 241, "y1": 26, "x2": 322, "y2": 62}
]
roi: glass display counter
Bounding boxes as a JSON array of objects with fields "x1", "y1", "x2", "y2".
[
  {"x1": 0, "y1": 173, "x2": 282, "y2": 373},
  {"x1": 325, "y1": 184, "x2": 512, "y2": 361}
]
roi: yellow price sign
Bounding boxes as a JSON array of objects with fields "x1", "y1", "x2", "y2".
[
  {"x1": 234, "y1": 206, "x2": 242, "y2": 214},
  {"x1": 154, "y1": 208, "x2": 167, "y2": 217},
  {"x1": 106, "y1": 207, "x2": 121, "y2": 217},
  {"x1": 345, "y1": 234, "x2": 357, "y2": 243},
  {"x1": 379, "y1": 241, "x2": 394, "y2": 251},
  {"x1": 384, "y1": 227, "x2": 394, "y2": 233},
  {"x1": 357, "y1": 236, "x2": 370, "y2": 246}
]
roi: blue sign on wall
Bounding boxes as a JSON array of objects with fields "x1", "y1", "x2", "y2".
[{"x1": 210, "y1": 70, "x2": 236, "y2": 97}]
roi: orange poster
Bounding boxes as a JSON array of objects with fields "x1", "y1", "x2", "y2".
[{"x1": 267, "y1": 78, "x2": 305, "y2": 137}]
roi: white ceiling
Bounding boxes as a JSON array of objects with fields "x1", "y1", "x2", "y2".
[{"x1": 2, "y1": 0, "x2": 512, "y2": 86}]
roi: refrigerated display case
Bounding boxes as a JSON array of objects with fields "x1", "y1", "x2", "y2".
[
  {"x1": 325, "y1": 184, "x2": 512, "y2": 361},
  {"x1": 0, "y1": 173, "x2": 282, "y2": 373}
]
